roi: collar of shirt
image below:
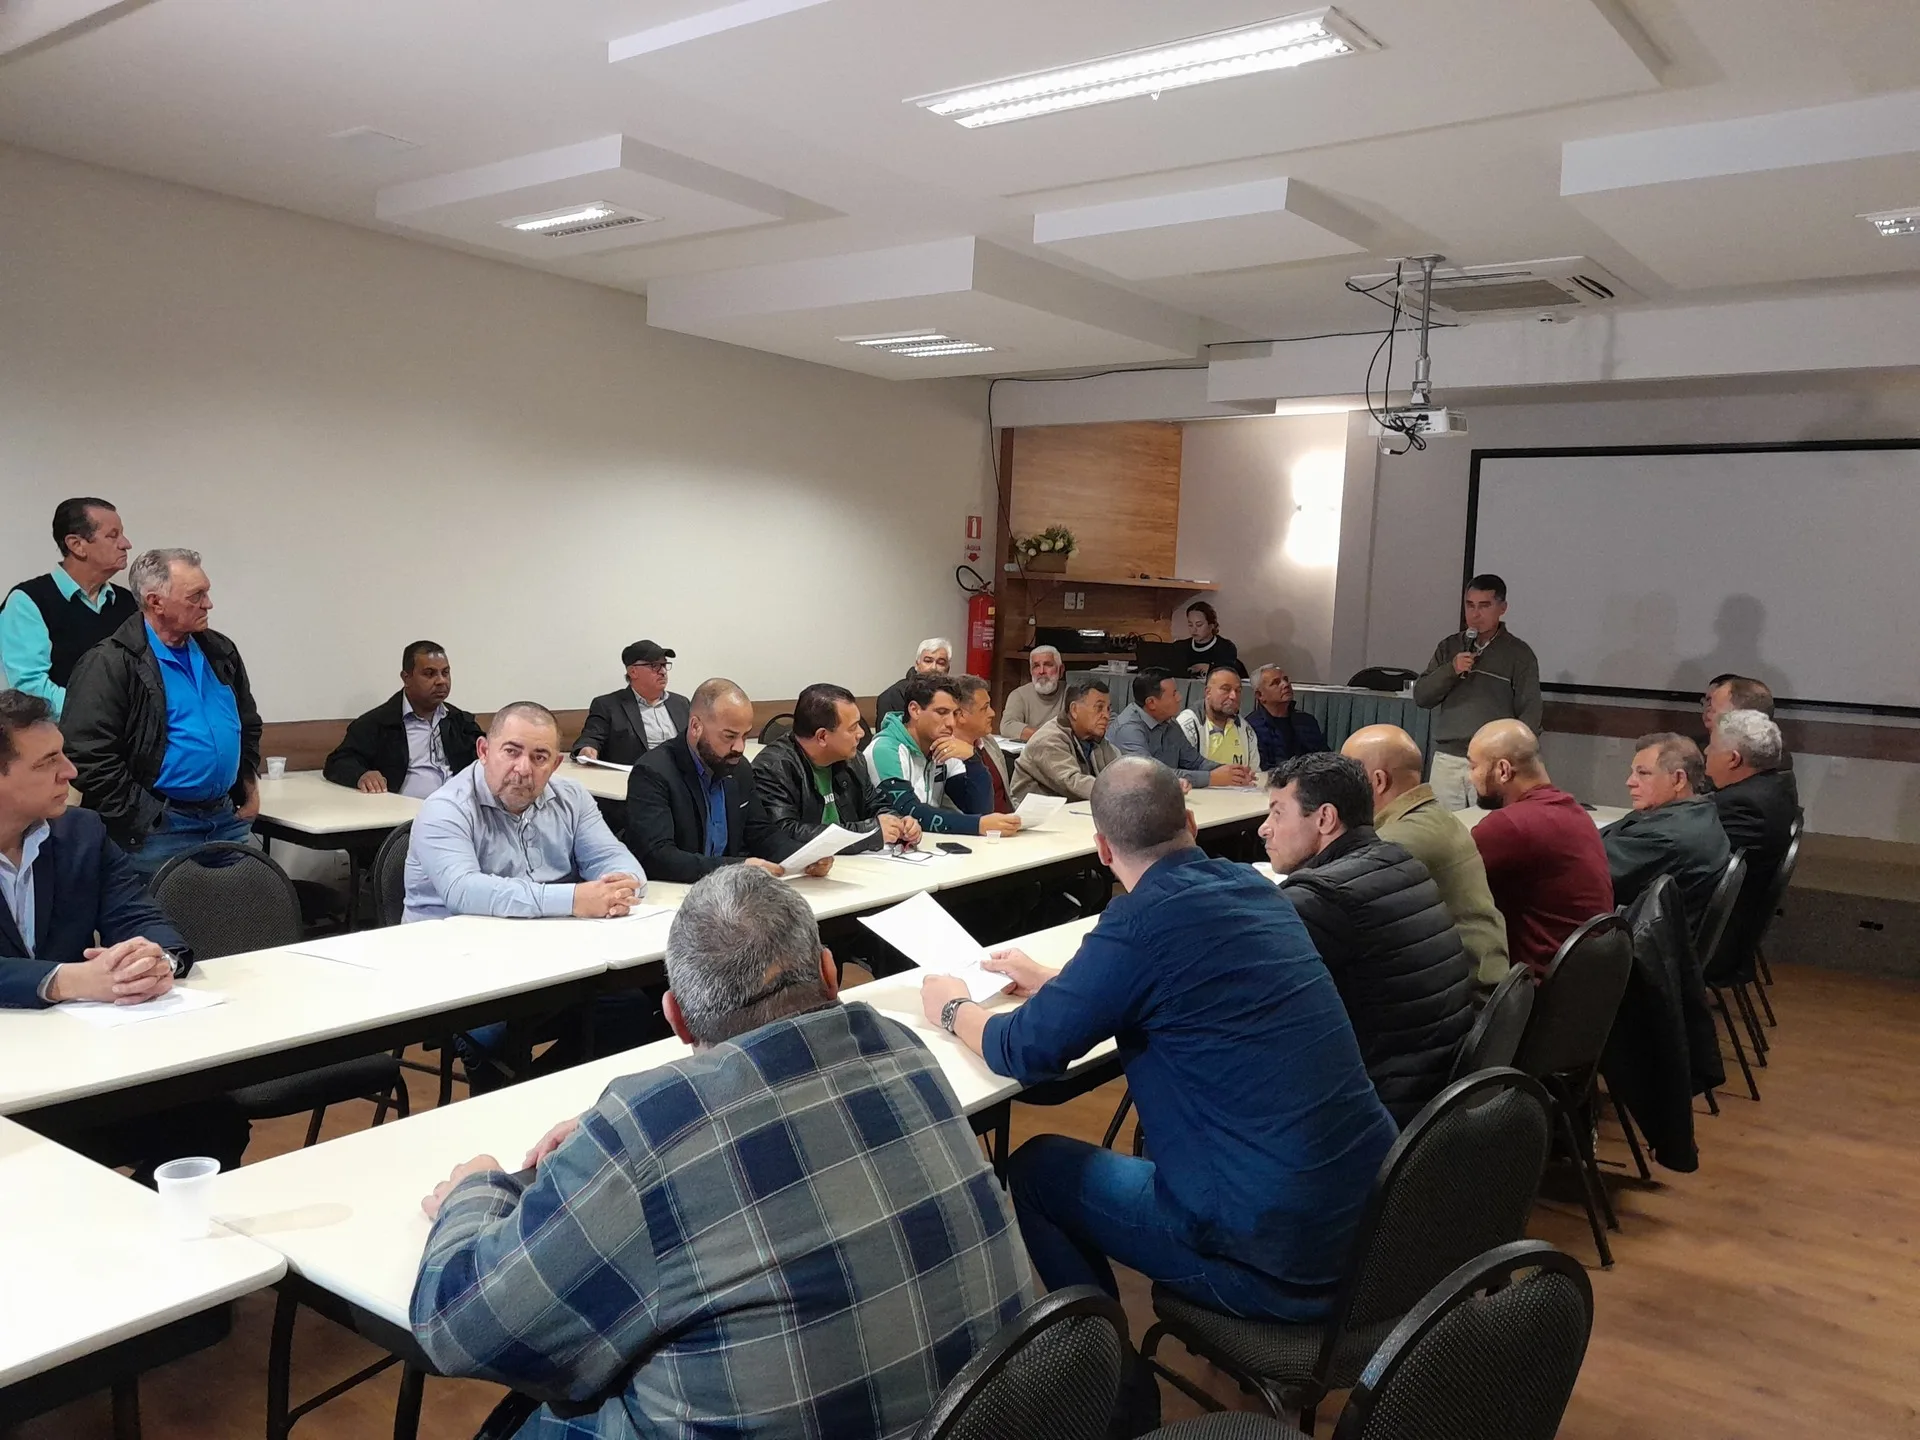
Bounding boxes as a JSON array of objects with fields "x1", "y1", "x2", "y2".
[
  {"x1": 1376, "y1": 783, "x2": 1437, "y2": 829},
  {"x1": 630, "y1": 688, "x2": 667, "y2": 710},
  {"x1": 0, "y1": 819, "x2": 50, "y2": 956},
  {"x1": 1189, "y1": 636, "x2": 1218, "y2": 653},
  {"x1": 49, "y1": 566, "x2": 116, "y2": 613},
  {"x1": 399, "y1": 695, "x2": 446, "y2": 729},
  {"x1": 145, "y1": 620, "x2": 193, "y2": 664}
]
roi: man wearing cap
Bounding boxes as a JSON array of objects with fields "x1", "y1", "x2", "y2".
[{"x1": 575, "y1": 641, "x2": 691, "y2": 767}]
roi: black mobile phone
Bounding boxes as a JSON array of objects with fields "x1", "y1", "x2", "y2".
[{"x1": 936, "y1": 841, "x2": 972, "y2": 855}]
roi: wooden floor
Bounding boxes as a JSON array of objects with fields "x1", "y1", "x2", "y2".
[{"x1": 19, "y1": 961, "x2": 1920, "y2": 1439}]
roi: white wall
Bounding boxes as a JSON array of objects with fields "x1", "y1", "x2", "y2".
[
  {"x1": 1333, "y1": 379, "x2": 1920, "y2": 839},
  {"x1": 1173, "y1": 412, "x2": 1347, "y2": 683},
  {"x1": 0, "y1": 144, "x2": 994, "y2": 720}
]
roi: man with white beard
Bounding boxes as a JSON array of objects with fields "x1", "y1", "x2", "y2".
[{"x1": 999, "y1": 645, "x2": 1065, "y2": 741}]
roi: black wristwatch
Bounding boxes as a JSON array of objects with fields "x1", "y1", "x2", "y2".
[
  {"x1": 940, "y1": 997, "x2": 974, "y2": 1035},
  {"x1": 164, "y1": 948, "x2": 194, "y2": 979}
]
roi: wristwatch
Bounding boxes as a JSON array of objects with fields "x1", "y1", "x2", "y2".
[
  {"x1": 939, "y1": 997, "x2": 974, "y2": 1035},
  {"x1": 164, "y1": 947, "x2": 194, "y2": 979}
]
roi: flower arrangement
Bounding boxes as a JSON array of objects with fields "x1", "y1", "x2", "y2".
[{"x1": 1014, "y1": 526, "x2": 1076, "y2": 571}]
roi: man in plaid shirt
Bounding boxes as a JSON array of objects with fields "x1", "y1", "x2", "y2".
[{"x1": 410, "y1": 865, "x2": 1034, "y2": 1438}]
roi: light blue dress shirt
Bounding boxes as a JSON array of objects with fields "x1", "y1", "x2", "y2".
[
  {"x1": 400, "y1": 697, "x2": 452, "y2": 800},
  {"x1": 693, "y1": 749, "x2": 730, "y2": 857},
  {"x1": 1105, "y1": 703, "x2": 1221, "y2": 786},
  {"x1": 402, "y1": 764, "x2": 645, "y2": 922},
  {"x1": 0, "y1": 820, "x2": 50, "y2": 960},
  {"x1": 149, "y1": 624, "x2": 243, "y2": 801},
  {"x1": 0, "y1": 567, "x2": 120, "y2": 716}
]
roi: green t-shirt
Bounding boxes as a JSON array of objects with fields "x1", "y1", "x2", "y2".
[{"x1": 810, "y1": 763, "x2": 839, "y2": 825}]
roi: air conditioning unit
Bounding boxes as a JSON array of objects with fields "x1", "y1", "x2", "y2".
[{"x1": 1349, "y1": 256, "x2": 1639, "y2": 323}]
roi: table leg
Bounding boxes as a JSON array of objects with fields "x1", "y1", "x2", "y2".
[
  {"x1": 111, "y1": 1378, "x2": 142, "y2": 1440},
  {"x1": 266, "y1": 1286, "x2": 299, "y2": 1440},
  {"x1": 393, "y1": 1365, "x2": 425, "y2": 1440}
]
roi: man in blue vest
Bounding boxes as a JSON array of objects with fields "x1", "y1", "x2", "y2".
[{"x1": 0, "y1": 497, "x2": 137, "y2": 718}]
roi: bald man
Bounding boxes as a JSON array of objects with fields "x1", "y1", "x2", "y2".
[
  {"x1": 1466, "y1": 720, "x2": 1614, "y2": 979},
  {"x1": 626, "y1": 678, "x2": 830, "y2": 883},
  {"x1": 1342, "y1": 725, "x2": 1509, "y2": 987}
]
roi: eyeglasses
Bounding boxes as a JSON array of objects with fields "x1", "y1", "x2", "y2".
[{"x1": 633, "y1": 661, "x2": 672, "y2": 674}]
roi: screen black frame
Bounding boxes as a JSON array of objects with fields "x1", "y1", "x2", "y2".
[{"x1": 1464, "y1": 438, "x2": 1920, "y2": 718}]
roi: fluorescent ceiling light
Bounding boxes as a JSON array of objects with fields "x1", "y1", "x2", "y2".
[
  {"x1": 507, "y1": 203, "x2": 619, "y2": 232},
  {"x1": 838, "y1": 332, "x2": 997, "y2": 359},
  {"x1": 1860, "y1": 207, "x2": 1920, "y2": 237},
  {"x1": 910, "y1": 8, "x2": 1374, "y2": 128}
]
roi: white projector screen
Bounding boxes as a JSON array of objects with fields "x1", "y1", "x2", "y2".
[{"x1": 1468, "y1": 443, "x2": 1920, "y2": 712}]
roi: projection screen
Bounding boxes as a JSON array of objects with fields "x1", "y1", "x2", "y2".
[{"x1": 1467, "y1": 442, "x2": 1920, "y2": 712}]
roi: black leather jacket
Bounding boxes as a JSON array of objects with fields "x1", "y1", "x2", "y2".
[{"x1": 750, "y1": 734, "x2": 885, "y2": 851}]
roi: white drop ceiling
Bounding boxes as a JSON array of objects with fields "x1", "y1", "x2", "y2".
[{"x1": 1, "y1": 0, "x2": 1918, "y2": 378}]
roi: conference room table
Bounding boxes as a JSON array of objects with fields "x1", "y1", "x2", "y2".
[
  {"x1": 0, "y1": 1116, "x2": 286, "y2": 1433},
  {"x1": 206, "y1": 917, "x2": 1108, "y2": 1440}
]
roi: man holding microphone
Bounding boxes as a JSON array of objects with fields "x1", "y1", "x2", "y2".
[{"x1": 1413, "y1": 573, "x2": 1542, "y2": 810}]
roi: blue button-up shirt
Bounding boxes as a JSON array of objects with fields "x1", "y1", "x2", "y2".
[
  {"x1": 0, "y1": 820, "x2": 49, "y2": 960},
  {"x1": 400, "y1": 696, "x2": 452, "y2": 800},
  {"x1": 402, "y1": 763, "x2": 644, "y2": 922},
  {"x1": 981, "y1": 848, "x2": 1397, "y2": 1315},
  {"x1": 1105, "y1": 703, "x2": 1219, "y2": 786},
  {"x1": 693, "y1": 747, "x2": 730, "y2": 857},
  {"x1": 149, "y1": 624, "x2": 242, "y2": 801}
]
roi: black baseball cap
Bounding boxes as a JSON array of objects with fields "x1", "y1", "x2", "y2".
[{"x1": 622, "y1": 640, "x2": 676, "y2": 667}]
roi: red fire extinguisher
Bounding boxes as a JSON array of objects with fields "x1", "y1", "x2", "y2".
[{"x1": 966, "y1": 589, "x2": 996, "y2": 677}]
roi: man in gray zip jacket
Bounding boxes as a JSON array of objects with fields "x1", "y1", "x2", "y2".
[{"x1": 1412, "y1": 573, "x2": 1541, "y2": 810}]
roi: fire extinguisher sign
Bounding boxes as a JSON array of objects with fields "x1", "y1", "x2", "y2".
[{"x1": 964, "y1": 514, "x2": 983, "y2": 564}]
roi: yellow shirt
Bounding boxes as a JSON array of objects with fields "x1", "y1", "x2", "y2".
[{"x1": 1201, "y1": 719, "x2": 1252, "y2": 769}]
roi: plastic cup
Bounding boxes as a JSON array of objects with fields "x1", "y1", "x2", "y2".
[
  {"x1": 154, "y1": 1156, "x2": 222, "y2": 1239},
  {"x1": 265, "y1": 756, "x2": 287, "y2": 780}
]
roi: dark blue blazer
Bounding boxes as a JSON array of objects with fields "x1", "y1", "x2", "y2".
[{"x1": 0, "y1": 808, "x2": 187, "y2": 1009}]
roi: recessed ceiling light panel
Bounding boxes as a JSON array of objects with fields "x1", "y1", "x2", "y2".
[
  {"x1": 838, "y1": 331, "x2": 997, "y2": 358},
  {"x1": 909, "y1": 7, "x2": 1375, "y2": 128},
  {"x1": 500, "y1": 202, "x2": 661, "y2": 237},
  {"x1": 1860, "y1": 207, "x2": 1920, "y2": 238}
]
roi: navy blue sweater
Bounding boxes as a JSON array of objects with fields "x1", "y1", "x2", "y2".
[{"x1": 982, "y1": 848, "x2": 1396, "y2": 1304}]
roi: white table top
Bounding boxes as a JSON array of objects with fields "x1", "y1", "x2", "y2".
[
  {"x1": 253, "y1": 771, "x2": 422, "y2": 836},
  {"x1": 208, "y1": 916, "x2": 1107, "y2": 1331},
  {"x1": 0, "y1": 1117, "x2": 285, "y2": 1387},
  {"x1": 558, "y1": 745, "x2": 763, "y2": 803},
  {"x1": 0, "y1": 918, "x2": 613, "y2": 1117}
]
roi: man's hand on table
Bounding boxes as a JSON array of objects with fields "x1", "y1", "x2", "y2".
[{"x1": 422, "y1": 1154, "x2": 504, "y2": 1220}]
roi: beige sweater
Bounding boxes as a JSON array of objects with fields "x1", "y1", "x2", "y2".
[{"x1": 1000, "y1": 682, "x2": 1066, "y2": 740}]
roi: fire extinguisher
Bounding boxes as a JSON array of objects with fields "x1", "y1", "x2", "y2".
[{"x1": 960, "y1": 564, "x2": 995, "y2": 676}]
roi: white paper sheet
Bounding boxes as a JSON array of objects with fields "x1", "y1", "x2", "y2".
[
  {"x1": 779, "y1": 824, "x2": 869, "y2": 872},
  {"x1": 1011, "y1": 794, "x2": 1067, "y2": 831},
  {"x1": 858, "y1": 892, "x2": 1010, "y2": 1003},
  {"x1": 572, "y1": 757, "x2": 633, "y2": 772},
  {"x1": 561, "y1": 908, "x2": 675, "y2": 961},
  {"x1": 286, "y1": 927, "x2": 481, "y2": 970},
  {"x1": 61, "y1": 987, "x2": 228, "y2": 1027}
]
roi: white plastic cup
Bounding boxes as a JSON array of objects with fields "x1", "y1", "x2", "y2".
[
  {"x1": 265, "y1": 756, "x2": 287, "y2": 780},
  {"x1": 154, "y1": 1156, "x2": 222, "y2": 1239}
]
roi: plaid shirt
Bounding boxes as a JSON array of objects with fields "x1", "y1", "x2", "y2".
[{"x1": 411, "y1": 1002, "x2": 1034, "y2": 1439}]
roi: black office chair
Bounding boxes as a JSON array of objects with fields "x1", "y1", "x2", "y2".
[
  {"x1": 1749, "y1": 816, "x2": 1803, "y2": 1026},
  {"x1": 1143, "y1": 1241, "x2": 1593, "y2": 1440},
  {"x1": 1447, "y1": 964, "x2": 1536, "y2": 1082},
  {"x1": 1140, "y1": 1068, "x2": 1552, "y2": 1433},
  {"x1": 912, "y1": 1287, "x2": 1128, "y2": 1440},
  {"x1": 1345, "y1": 667, "x2": 1419, "y2": 692},
  {"x1": 151, "y1": 842, "x2": 410, "y2": 1148},
  {"x1": 369, "y1": 821, "x2": 411, "y2": 929},
  {"x1": 1511, "y1": 911, "x2": 1633, "y2": 1267},
  {"x1": 758, "y1": 711, "x2": 795, "y2": 745},
  {"x1": 1694, "y1": 852, "x2": 1759, "y2": 1101}
]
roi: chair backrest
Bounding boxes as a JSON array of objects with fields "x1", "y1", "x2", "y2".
[
  {"x1": 913, "y1": 1287, "x2": 1127, "y2": 1440},
  {"x1": 1755, "y1": 816, "x2": 1804, "y2": 936},
  {"x1": 1448, "y1": 965, "x2": 1536, "y2": 1082},
  {"x1": 1693, "y1": 851, "x2": 1748, "y2": 970},
  {"x1": 1347, "y1": 666, "x2": 1420, "y2": 691},
  {"x1": 1316, "y1": 1069, "x2": 1554, "y2": 1379},
  {"x1": 759, "y1": 712, "x2": 796, "y2": 745},
  {"x1": 149, "y1": 842, "x2": 304, "y2": 958},
  {"x1": 370, "y1": 821, "x2": 413, "y2": 929},
  {"x1": 1510, "y1": 912, "x2": 1633, "y2": 1079},
  {"x1": 1333, "y1": 1241, "x2": 1593, "y2": 1440}
]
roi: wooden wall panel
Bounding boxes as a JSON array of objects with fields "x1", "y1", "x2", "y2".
[
  {"x1": 1543, "y1": 700, "x2": 1920, "y2": 764},
  {"x1": 1006, "y1": 422, "x2": 1182, "y2": 578},
  {"x1": 254, "y1": 696, "x2": 869, "y2": 773}
]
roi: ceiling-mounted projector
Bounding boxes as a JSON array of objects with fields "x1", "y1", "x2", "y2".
[{"x1": 1368, "y1": 406, "x2": 1466, "y2": 440}]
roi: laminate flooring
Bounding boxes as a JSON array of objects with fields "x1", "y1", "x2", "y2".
[{"x1": 16, "y1": 962, "x2": 1920, "y2": 1438}]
